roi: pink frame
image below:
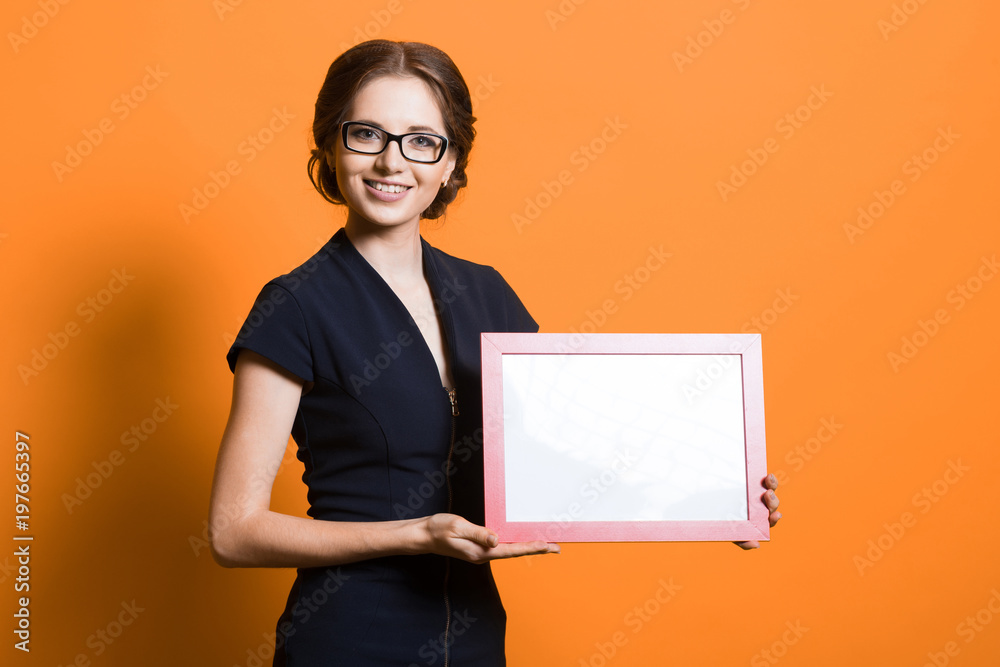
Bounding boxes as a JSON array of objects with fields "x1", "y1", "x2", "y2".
[{"x1": 481, "y1": 333, "x2": 769, "y2": 543}]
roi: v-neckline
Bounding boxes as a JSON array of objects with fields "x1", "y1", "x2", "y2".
[{"x1": 335, "y1": 228, "x2": 458, "y2": 393}]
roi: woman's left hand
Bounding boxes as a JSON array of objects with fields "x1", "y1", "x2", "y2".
[{"x1": 734, "y1": 473, "x2": 781, "y2": 550}]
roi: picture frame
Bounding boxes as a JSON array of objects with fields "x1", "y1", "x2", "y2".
[{"x1": 481, "y1": 333, "x2": 769, "y2": 543}]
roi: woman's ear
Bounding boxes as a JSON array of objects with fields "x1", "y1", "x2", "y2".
[{"x1": 442, "y1": 149, "x2": 457, "y2": 186}]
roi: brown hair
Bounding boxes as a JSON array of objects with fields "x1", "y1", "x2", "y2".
[{"x1": 307, "y1": 40, "x2": 476, "y2": 220}]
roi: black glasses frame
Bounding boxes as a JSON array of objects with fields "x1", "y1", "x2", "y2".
[{"x1": 340, "y1": 121, "x2": 450, "y2": 164}]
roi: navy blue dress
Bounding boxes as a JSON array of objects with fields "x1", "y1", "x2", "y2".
[{"x1": 226, "y1": 227, "x2": 538, "y2": 666}]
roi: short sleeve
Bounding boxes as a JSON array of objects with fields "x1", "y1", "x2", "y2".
[
  {"x1": 226, "y1": 281, "x2": 314, "y2": 382},
  {"x1": 494, "y1": 269, "x2": 539, "y2": 333}
]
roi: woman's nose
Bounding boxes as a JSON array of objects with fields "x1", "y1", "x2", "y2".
[{"x1": 374, "y1": 139, "x2": 407, "y2": 171}]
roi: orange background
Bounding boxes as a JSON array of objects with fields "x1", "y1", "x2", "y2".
[{"x1": 5, "y1": 0, "x2": 1000, "y2": 664}]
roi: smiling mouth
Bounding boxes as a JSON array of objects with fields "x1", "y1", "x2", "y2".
[{"x1": 364, "y1": 179, "x2": 412, "y2": 194}]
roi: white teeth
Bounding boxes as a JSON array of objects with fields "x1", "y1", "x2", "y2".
[{"x1": 368, "y1": 180, "x2": 409, "y2": 194}]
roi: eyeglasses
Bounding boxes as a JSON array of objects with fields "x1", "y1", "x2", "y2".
[{"x1": 340, "y1": 121, "x2": 449, "y2": 164}]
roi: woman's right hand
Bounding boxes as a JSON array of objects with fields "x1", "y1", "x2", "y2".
[{"x1": 420, "y1": 513, "x2": 560, "y2": 564}]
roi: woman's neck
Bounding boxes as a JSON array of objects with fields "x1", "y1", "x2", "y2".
[{"x1": 344, "y1": 216, "x2": 424, "y2": 284}]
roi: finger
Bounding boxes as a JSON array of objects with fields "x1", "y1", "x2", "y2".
[
  {"x1": 762, "y1": 473, "x2": 778, "y2": 490},
  {"x1": 734, "y1": 540, "x2": 759, "y2": 550},
  {"x1": 498, "y1": 540, "x2": 557, "y2": 555},
  {"x1": 490, "y1": 541, "x2": 560, "y2": 559},
  {"x1": 444, "y1": 516, "x2": 495, "y2": 547},
  {"x1": 770, "y1": 510, "x2": 782, "y2": 527},
  {"x1": 461, "y1": 525, "x2": 498, "y2": 549},
  {"x1": 762, "y1": 490, "x2": 780, "y2": 512}
]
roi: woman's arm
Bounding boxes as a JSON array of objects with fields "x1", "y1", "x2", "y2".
[{"x1": 208, "y1": 350, "x2": 558, "y2": 568}]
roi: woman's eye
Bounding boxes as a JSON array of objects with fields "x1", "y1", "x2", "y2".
[
  {"x1": 353, "y1": 127, "x2": 381, "y2": 142},
  {"x1": 409, "y1": 135, "x2": 438, "y2": 149}
]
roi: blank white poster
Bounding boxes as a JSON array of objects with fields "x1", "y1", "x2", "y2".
[{"x1": 501, "y1": 354, "x2": 748, "y2": 523}]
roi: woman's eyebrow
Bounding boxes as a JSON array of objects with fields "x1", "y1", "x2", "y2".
[{"x1": 353, "y1": 119, "x2": 442, "y2": 133}]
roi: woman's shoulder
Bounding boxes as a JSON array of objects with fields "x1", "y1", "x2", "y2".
[
  {"x1": 261, "y1": 232, "x2": 347, "y2": 299},
  {"x1": 422, "y1": 238, "x2": 507, "y2": 288},
  {"x1": 422, "y1": 238, "x2": 537, "y2": 330}
]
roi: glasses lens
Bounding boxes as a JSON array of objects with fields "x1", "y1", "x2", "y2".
[
  {"x1": 344, "y1": 124, "x2": 386, "y2": 154},
  {"x1": 400, "y1": 133, "x2": 445, "y2": 163}
]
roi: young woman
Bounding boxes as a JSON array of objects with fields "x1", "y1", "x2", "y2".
[{"x1": 209, "y1": 39, "x2": 780, "y2": 666}]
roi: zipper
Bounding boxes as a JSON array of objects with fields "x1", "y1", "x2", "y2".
[{"x1": 443, "y1": 387, "x2": 458, "y2": 667}]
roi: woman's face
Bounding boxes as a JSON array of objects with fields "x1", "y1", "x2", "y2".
[{"x1": 333, "y1": 75, "x2": 456, "y2": 230}]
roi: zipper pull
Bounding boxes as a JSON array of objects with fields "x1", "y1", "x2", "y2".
[{"x1": 447, "y1": 388, "x2": 459, "y2": 417}]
